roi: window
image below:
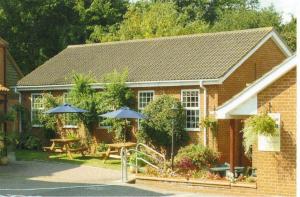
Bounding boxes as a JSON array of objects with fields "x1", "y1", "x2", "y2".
[
  {"x1": 138, "y1": 91, "x2": 154, "y2": 110},
  {"x1": 63, "y1": 93, "x2": 78, "y2": 128},
  {"x1": 31, "y1": 94, "x2": 44, "y2": 127},
  {"x1": 138, "y1": 91, "x2": 154, "y2": 129},
  {"x1": 181, "y1": 90, "x2": 200, "y2": 131}
]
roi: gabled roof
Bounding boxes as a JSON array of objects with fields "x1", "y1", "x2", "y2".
[
  {"x1": 216, "y1": 54, "x2": 297, "y2": 119},
  {"x1": 17, "y1": 27, "x2": 292, "y2": 88}
]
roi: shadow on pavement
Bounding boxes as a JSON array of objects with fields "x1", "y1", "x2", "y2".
[{"x1": 0, "y1": 178, "x2": 170, "y2": 196}]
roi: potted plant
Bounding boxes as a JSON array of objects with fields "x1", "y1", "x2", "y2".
[
  {"x1": 242, "y1": 112, "x2": 277, "y2": 157},
  {"x1": 200, "y1": 117, "x2": 218, "y2": 148}
]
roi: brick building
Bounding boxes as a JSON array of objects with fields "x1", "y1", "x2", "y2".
[
  {"x1": 0, "y1": 37, "x2": 24, "y2": 134},
  {"x1": 15, "y1": 27, "x2": 296, "y2": 195},
  {"x1": 216, "y1": 55, "x2": 297, "y2": 196}
]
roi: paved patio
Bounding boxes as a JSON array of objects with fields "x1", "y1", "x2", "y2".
[{"x1": 0, "y1": 161, "x2": 245, "y2": 196}]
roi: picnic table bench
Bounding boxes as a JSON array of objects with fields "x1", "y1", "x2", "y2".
[
  {"x1": 43, "y1": 138, "x2": 88, "y2": 159},
  {"x1": 103, "y1": 142, "x2": 136, "y2": 161}
]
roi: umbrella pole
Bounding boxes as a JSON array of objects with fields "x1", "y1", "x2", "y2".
[{"x1": 124, "y1": 118, "x2": 127, "y2": 143}]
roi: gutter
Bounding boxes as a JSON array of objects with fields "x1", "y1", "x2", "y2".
[
  {"x1": 199, "y1": 80, "x2": 207, "y2": 147},
  {"x1": 14, "y1": 87, "x2": 22, "y2": 133},
  {"x1": 14, "y1": 78, "x2": 222, "y2": 91}
]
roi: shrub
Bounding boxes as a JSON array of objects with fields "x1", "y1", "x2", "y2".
[
  {"x1": 97, "y1": 142, "x2": 109, "y2": 152},
  {"x1": 129, "y1": 152, "x2": 151, "y2": 167},
  {"x1": 175, "y1": 144, "x2": 219, "y2": 170},
  {"x1": 140, "y1": 95, "x2": 189, "y2": 157},
  {"x1": 176, "y1": 157, "x2": 196, "y2": 171},
  {"x1": 19, "y1": 133, "x2": 41, "y2": 150},
  {"x1": 24, "y1": 136, "x2": 41, "y2": 150}
]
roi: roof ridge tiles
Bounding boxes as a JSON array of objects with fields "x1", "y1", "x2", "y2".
[{"x1": 67, "y1": 27, "x2": 274, "y2": 48}]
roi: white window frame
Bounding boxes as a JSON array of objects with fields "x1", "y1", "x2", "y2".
[
  {"x1": 31, "y1": 93, "x2": 44, "y2": 127},
  {"x1": 181, "y1": 89, "x2": 200, "y2": 131},
  {"x1": 137, "y1": 90, "x2": 155, "y2": 129},
  {"x1": 138, "y1": 90, "x2": 155, "y2": 111},
  {"x1": 63, "y1": 93, "x2": 78, "y2": 128}
]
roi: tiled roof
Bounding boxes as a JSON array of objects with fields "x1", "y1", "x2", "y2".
[{"x1": 18, "y1": 27, "x2": 274, "y2": 86}]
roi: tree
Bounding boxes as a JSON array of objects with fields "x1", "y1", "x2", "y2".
[
  {"x1": 68, "y1": 74, "x2": 103, "y2": 137},
  {"x1": 169, "y1": 0, "x2": 259, "y2": 24},
  {"x1": 101, "y1": 69, "x2": 135, "y2": 110},
  {"x1": 101, "y1": 70, "x2": 135, "y2": 142},
  {"x1": 210, "y1": 7, "x2": 281, "y2": 32},
  {"x1": 279, "y1": 16, "x2": 296, "y2": 51},
  {"x1": 0, "y1": 0, "x2": 128, "y2": 74},
  {"x1": 94, "y1": 1, "x2": 209, "y2": 42},
  {"x1": 140, "y1": 95, "x2": 189, "y2": 157}
]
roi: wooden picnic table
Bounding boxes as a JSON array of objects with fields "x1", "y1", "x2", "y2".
[
  {"x1": 104, "y1": 142, "x2": 136, "y2": 161},
  {"x1": 43, "y1": 138, "x2": 87, "y2": 159}
]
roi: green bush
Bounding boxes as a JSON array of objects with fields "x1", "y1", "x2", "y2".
[
  {"x1": 97, "y1": 142, "x2": 109, "y2": 152},
  {"x1": 19, "y1": 133, "x2": 41, "y2": 150},
  {"x1": 140, "y1": 95, "x2": 189, "y2": 157},
  {"x1": 174, "y1": 144, "x2": 219, "y2": 170},
  {"x1": 24, "y1": 136, "x2": 41, "y2": 150},
  {"x1": 129, "y1": 152, "x2": 150, "y2": 167}
]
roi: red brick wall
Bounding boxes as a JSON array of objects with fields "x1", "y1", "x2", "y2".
[
  {"x1": 211, "y1": 38, "x2": 287, "y2": 164},
  {"x1": 253, "y1": 68, "x2": 296, "y2": 196},
  {"x1": 21, "y1": 86, "x2": 206, "y2": 144}
]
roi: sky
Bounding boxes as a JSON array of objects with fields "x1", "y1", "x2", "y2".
[{"x1": 259, "y1": 0, "x2": 297, "y2": 23}]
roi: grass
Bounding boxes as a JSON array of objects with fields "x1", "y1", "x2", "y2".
[{"x1": 15, "y1": 149, "x2": 121, "y2": 170}]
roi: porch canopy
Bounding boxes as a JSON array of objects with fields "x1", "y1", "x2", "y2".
[
  {"x1": 215, "y1": 54, "x2": 296, "y2": 172},
  {"x1": 216, "y1": 54, "x2": 296, "y2": 120}
]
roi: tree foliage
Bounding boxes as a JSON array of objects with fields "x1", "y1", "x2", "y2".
[
  {"x1": 0, "y1": 0, "x2": 128, "y2": 74},
  {"x1": 210, "y1": 7, "x2": 281, "y2": 32},
  {"x1": 68, "y1": 73, "x2": 103, "y2": 135},
  {"x1": 101, "y1": 69, "x2": 135, "y2": 142},
  {"x1": 140, "y1": 95, "x2": 189, "y2": 156},
  {"x1": 0, "y1": 0, "x2": 296, "y2": 74},
  {"x1": 39, "y1": 93, "x2": 62, "y2": 131},
  {"x1": 279, "y1": 17, "x2": 297, "y2": 51}
]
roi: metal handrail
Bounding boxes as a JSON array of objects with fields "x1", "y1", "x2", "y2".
[
  {"x1": 135, "y1": 143, "x2": 166, "y2": 174},
  {"x1": 120, "y1": 143, "x2": 166, "y2": 182}
]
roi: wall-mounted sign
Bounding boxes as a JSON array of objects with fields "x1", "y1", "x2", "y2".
[{"x1": 258, "y1": 113, "x2": 280, "y2": 152}]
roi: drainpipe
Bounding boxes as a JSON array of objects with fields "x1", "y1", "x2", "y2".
[
  {"x1": 14, "y1": 87, "x2": 22, "y2": 133},
  {"x1": 199, "y1": 80, "x2": 207, "y2": 147}
]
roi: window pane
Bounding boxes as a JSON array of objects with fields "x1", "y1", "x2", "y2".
[
  {"x1": 181, "y1": 90, "x2": 200, "y2": 129},
  {"x1": 138, "y1": 91, "x2": 154, "y2": 110},
  {"x1": 138, "y1": 91, "x2": 154, "y2": 129},
  {"x1": 32, "y1": 94, "x2": 44, "y2": 125},
  {"x1": 185, "y1": 109, "x2": 199, "y2": 129}
]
